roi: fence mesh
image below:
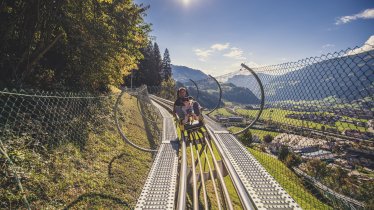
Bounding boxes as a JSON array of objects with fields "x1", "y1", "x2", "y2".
[
  {"x1": 1, "y1": 45, "x2": 373, "y2": 209},
  {"x1": 209, "y1": 46, "x2": 373, "y2": 209},
  {"x1": 0, "y1": 87, "x2": 161, "y2": 209}
]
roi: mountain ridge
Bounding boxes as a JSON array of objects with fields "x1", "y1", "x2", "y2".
[{"x1": 171, "y1": 64, "x2": 209, "y2": 82}]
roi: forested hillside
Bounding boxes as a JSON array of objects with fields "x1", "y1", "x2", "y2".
[
  {"x1": 0, "y1": 1, "x2": 168, "y2": 209},
  {"x1": 0, "y1": 0, "x2": 168, "y2": 92},
  {"x1": 171, "y1": 65, "x2": 209, "y2": 82},
  {"x1": 228, "y1": 50, "x2": 374, "y2": 102},
  {"x1": 0, "y1": 0, "x2": 171, "y2": 92}
]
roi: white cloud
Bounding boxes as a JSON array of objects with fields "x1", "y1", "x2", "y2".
[
  {"x1": 346, "y1": 35, "x2": 374, "y2": 55},
  {"x1": 211, "y1": 43, "x2": 230, "y2": 51},
  {"x1": 194, "y1": 49, "x2": 213, "y2": 61},
  {"x1": 336, "y1": 8, "x2": 374, "y2": 25},
  {"x1": 246, "y1": 61, "x2": 260, "y2": 68},
  {"x1": 194, "y1": 43, "x2": 250, "y2": 63},
  {"x1": 223, "y1": 47, "x2": 246, "y2": 60},
  {"x1": 238, "y1": 61, "x2": 261, "y2": 72},
  {"x1": 322, "y1": 44, "x2": 335, "y2": 49}
]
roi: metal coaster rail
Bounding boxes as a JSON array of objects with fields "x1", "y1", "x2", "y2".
[
  {"x1": 149, "y1": 96, "x2": 242, "y2": 209},
  {"x1": 119, "y1": 68, "x2": 297, "y2": 209},
  {"x1": 148, "y1": 95, "x2": 302, "y2": 210},
  {"x1": 149, "y1": 95, "x2": 236, "y2": 210}
]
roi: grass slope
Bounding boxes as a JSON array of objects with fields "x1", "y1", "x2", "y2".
[
  {"x1": 236, "y1": 108, "x2": 367, "y2": 132},
  {"x1": 248, "y1": 148, "x2": 332, "y2": 210},
  {"x1": 1, "y1": 93, "x2": 159, "y2": 209}
]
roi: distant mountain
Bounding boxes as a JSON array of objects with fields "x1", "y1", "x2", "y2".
[
  {"x1": 268, "y1": 50, "x2": 374, "y2": 102},
  {"x1": 228, "y1": 73, "x2": 277, "y2": 92},
  {"x1": 185, "y1": 82, "x2": 260, "y2": 109},
  {"x1": 171, "y1": 65, "x2": 260, "y2": 108},
  {"x1": 228, "y1": 50, "x2": 374, "y2": 102},
  {"x1": 171, "y1": 65, "x2": 209, "y2": 82}
]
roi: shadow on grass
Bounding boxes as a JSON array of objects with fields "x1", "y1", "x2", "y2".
[
  {"x1": 63, "y1": 192, "x2": 130, "y2": 210},
  {"x1": 108, "y1": 152, "x2": 131, "y2": 177},
  {"x1": 137, "y1": 98, "x2": 161, "y2": 152}
]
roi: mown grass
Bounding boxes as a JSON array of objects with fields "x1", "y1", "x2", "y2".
[
  {"x1": 206, "y1": 107, "x2": 367, "y2": 136},
  {"x1": 207, "y1": 108, "x2": 233, "y2": 117},
  {"x1": 184, "y1": 126, "x2": 332, "y2": 209},
  {"x1": 1, "y1": 93, "x2": 159, "y2": 209},
  {"x1": 236, "y1": 108, "x2": 367, "y2": 132},
  {"x1": 205, "y1": 124, "x2": 330, "y2": 209},
  {"x1": 228, "y1": 126, "x2": 281, "y2": 141},
  {"x1": 248, "y1": 148, "x2": 333, "y2": 210}
]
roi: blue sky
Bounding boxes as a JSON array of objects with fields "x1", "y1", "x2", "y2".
[{"x1": 135, "y1": 0, "x2": 374, "y2": 76}]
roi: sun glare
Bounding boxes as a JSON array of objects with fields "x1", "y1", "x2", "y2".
[{"x1": 181, "y1": 0, "x2": 190, "y2": 7}]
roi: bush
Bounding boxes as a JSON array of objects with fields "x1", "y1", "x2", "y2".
[
  {"x1": 263, "y1": 134, "x2": 274, "y2": 143},
  {"x1": 284, "y1": 153, "x2": 302, "y2": 168},
  {"x1": 278, "y1": 146, "x2": 290, "y2": 161},
  {"x1": 239, "y1": 130, "x2": 253, "y2": 147}
]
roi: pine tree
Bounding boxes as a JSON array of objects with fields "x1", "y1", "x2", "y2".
[
  {"x1": 136, "y1": 41, "x2": 154, "y2": 86},
  {"x1": 152, "y1": 42, "x2": 163, "y2": 86},
  {"x1": 162, "y1": 48, "x2": 172, "y2": 80}
]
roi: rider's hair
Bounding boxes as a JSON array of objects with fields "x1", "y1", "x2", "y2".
[{"x1": 177, "y1": 87, "x2": 188, "y2": 97}]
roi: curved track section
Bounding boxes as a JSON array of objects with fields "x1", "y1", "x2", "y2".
[
  {"x1": 135, "y1": 100, "x2": 179, "y2": 209},
  {"x1": 115, "y1": 89, "x2": 158, "y2": 153},
  {"x1": 206, "y1": 75, "x2": 223, "y2": 116},
  {"x1": 233, "y1": 63, "x2": 265, "y2": 135}
]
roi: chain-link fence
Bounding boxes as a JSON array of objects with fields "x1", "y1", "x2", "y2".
[
  {"x1": 0, "y1": 87, "x2": 162, "y2": 209},
  {"x1": 2, "y1": 45, "x2": 372, "y2": 209},
  {"x1": 220, "y1": 46, "x2": 372, "y2": 209},
  {"x1": 168, "y1": 46, "x2": 373, "y2": 209}
]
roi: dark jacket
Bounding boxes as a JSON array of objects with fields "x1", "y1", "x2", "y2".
[{"x1": 173, "y1": 88, "x2": 189, "y2": 110}]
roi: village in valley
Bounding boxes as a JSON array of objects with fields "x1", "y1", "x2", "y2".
[{"x1": 213, "y1": 103, "x2": 374, "y2": 182}]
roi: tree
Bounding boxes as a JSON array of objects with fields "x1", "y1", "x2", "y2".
[
  {"x1": 134, "y1": 41, "x2": 164, "y2": 87},
  {"x1": 0, "y1": 0, "x2": 150, "y2": 91},
  {"x1": 160, "y1": 78, "x2": 176, "y2": 100},
  {"x1": 284, "y1": 153, "x2": 302, "y2": 167},
  {"x1": 162, "y1": 48, "x2": 172, "y2": 80},
  {"x1": 278, "y1": 145, "x2": 290, "y2": 161},
  {"x1": 263, "y1": 134, "x2": 273, "y2": 143},
  {"x1": 305, "y1": 159, "x2": 328, "y2": 180},
  {"x1": 152, "y1": 42, "x2": 163, "y2": 85},
  {"x1": 239, "y1": 130, "x2": 253, "y2": 147},
  {"x1": 136, "y1": 41, "x2": 154, "y2": 86}
]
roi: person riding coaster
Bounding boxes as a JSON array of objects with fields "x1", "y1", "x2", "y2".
[{"x1": 174, "y1": 96, "x2": 204, "y2": 132}]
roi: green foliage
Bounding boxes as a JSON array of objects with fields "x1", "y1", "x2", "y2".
[
  {"x1": 278, "y1": 145, "x2": 290, "y2": 161},
  {"x1": 0, "y1": 0, "x2": 150, "y2": 91},
  {"x1": 248, "y1": 148, "x2": 332, "y2": 209},
  {"x1": 0, "y1": 94, "x2": 157, "y2": 209},
  {"x1": 239, "y1": 130, "x2": 253, "y2": 147},
  {"x1": 228, "y1": 127, "x2": 281, "y2": 142},
  {"x1": 162, "y1": 48, "x2": 172, "y2": 80},
  {"x1": 236, "y1": 108, "x2": 368, "y2": 133},
  {"x1": 128, "y1": 41, "x2": 164, "y2": 87},
  {"x1": 159, "y1": 78, "x2": 176, "y2": 100},
  {"x1": 284, "y1": 153, "x2": 302, "y2": 168},
  {"x1": 263, "y1": 134, "x2": 273, "y2": 143},
  {"x1": 304, "y1": 159, "x2": 374, "y2": 205},
  {"x1": 305, "y1": 159, "x2": 328, "y2": 180}
]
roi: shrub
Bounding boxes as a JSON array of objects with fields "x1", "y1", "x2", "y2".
[
  {"x1": 263, "y1": 134, "x2": 274, "y2": 143},
  {"x1": 239, "y1": 130, "x2": 253, "y2": 147}
]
